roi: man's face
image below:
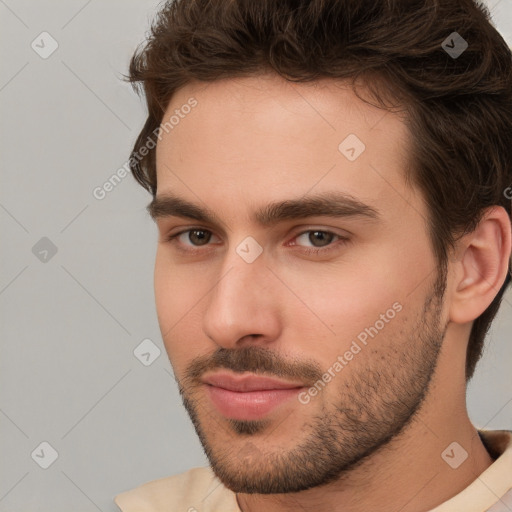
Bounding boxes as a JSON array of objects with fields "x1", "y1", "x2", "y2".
[{"x1": 152, "y1": 74, "x2": 449, "y2": 493}]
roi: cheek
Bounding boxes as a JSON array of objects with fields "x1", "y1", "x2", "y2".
[
  {"x1": 154, "y1": 250, "x2": 201, "y2": 324},
  {"x1": 275, "y1": 248, "x2": 422, "y2": 367},
  {"x1": 278, "y1": 259, "x2": 404, "y2": 340},
  {"x1": 154, "y1": 252, "x2": 209, "y2": 366}
]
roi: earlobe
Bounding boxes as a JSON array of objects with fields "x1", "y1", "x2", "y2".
[{"x1": 449, "y1": 206, "x2": 512, "y2": 325}]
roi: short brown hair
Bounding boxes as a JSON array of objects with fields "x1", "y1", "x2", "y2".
[{"x1": 127, "y1": 0, "x2": 512, "y2": 381}]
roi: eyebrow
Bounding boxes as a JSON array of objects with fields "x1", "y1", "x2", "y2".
[{"x1": 147, "y1": 191, "x2": 380, "y2": 227}]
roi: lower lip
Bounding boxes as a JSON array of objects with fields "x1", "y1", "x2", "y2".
[{"x1": 205, "y1": 385, "x2": 303, "y2": 420}]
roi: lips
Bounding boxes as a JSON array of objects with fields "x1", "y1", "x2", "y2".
[
  {"x1": 202, "y1": 372, "x2": 304, "y2": 392},
  {"x1": 202, "y1": 372, "x2": 305, "y2": 420}
]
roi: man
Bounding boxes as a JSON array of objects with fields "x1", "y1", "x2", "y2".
[{"x1": 114, "y1": 0, "x2": 512, "y2": 510}]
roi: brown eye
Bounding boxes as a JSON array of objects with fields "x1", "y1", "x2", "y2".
[
  {"x1": 295, "y1": 230, "x2": 338, "y2": 248},
  {"x1": 307, "y1": 231, "x2": 335, "y2": 247},
  {"x1": 187, "y1": 229, "x2": 211, "y2": 246},
  {"x1": 290, "y1": 229, "x2": 349, "y2": 256},
  {"x1": 164, "y1": 228, "x2": 217, "y2": 249}
]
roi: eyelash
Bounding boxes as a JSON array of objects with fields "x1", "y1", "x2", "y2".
[{"x1": 163, "y1": 228, "x2": 349, "y2": 256}]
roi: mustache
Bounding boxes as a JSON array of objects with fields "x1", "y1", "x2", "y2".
[{"x1": 183, "y1": 346, "x2": 324, "y2": 386}]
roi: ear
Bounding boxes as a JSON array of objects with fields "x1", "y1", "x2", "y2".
[{"x1": 449, "y1": 206, "x2": 512, "y2": 324}]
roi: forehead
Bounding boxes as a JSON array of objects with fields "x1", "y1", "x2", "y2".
[
  {"x1": 154, "y1": 73, "x2": 419, "y2": 226},
  {"x1": 165, "y1": 73, "x2": 401, "y2": 134}
]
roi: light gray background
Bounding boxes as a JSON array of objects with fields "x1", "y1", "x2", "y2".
[{"x1": 1, "y1": 1, "x2": 511, "y2": 511}]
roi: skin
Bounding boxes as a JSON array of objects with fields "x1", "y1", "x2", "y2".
[{"x1": 151, "y1": 73, "x2": 511, "y2": 512}]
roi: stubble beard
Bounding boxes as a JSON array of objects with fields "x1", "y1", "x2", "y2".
[{"x1": 177, "y1": 269, "x2": 448, "y2": 494}]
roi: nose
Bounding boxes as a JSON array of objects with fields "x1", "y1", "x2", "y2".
[{"x1": 201, "y1": 248, "x2": 282, "y2": 349}]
